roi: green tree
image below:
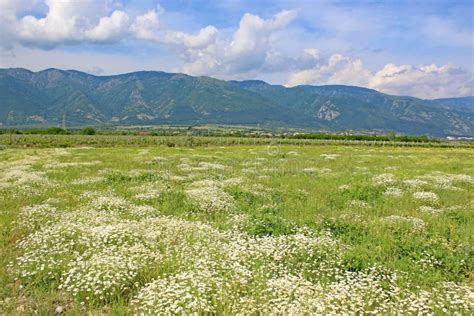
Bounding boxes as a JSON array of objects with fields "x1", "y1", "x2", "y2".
[{"x1": 81, "y1": 127, "x2": 96, "y2": 135}]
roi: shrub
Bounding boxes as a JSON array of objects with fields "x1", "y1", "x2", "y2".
[
  {"x1": 81, "y1": 127, "x2": 96, "y2": 135},
  {"x1": 45, "y1": 127, "x2": 68, "y2": 134}
]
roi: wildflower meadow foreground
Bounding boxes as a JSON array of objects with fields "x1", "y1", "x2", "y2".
[{"x1": 0, "y1": 143, "x2": 473, "y2": 314}]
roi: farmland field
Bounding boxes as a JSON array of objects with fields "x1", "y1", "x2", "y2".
[{"x1": 0, "y1": 141, "x2": 473, "y2": 314}]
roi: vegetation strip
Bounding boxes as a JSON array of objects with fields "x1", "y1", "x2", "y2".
[{"x1": 0, "y1": 134, "x2": 472, "y2": 149}]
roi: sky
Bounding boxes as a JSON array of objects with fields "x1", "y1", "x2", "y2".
[{"x1": 0, "y1": 0, "x2": 473, "y2": 99}]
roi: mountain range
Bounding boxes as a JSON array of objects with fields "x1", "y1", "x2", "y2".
[{"x1": 0, "y1": 68, "x2": 473, "y2": 136}]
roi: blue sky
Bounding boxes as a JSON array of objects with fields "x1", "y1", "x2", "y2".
[{"x1": 0, "y1": 0, "x2": 472, "y2": 98}]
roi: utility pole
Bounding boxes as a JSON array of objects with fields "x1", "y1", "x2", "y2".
[
  {"x1": 62, "y1": 112, "x2": 67, "y2": 130},
  {"x1": 7, "y1": 111, "x2": 13, "y2": 125}
]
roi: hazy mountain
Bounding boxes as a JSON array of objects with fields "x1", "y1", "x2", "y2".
[
  {"x1": 1, "y1": 68, "x2": 473, "y2": 136},
  {"x1": 429, "y1": 96, "x2": 473, "y2": 109}
]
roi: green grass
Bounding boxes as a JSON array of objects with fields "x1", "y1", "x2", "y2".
[{"x1": 0, "y1": 142, "x2": 473, "y2": 314}]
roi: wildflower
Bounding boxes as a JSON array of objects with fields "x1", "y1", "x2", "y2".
[
  {"x1": 320, "y1": 154, "x2": 340, "y2": 160},
  {"x1": 383, "y1": 215, "x2": 426, "y2": 231},
  {"x1": 383, "y1": 187, "x2": 403, "y2": 197},
  {"x1": 338, "y1": 184, "x2": 351, "y2": 190},
  {"x1": 373, "y1": 173, "x2": 396, "y2": 186},
  {"x1": 303, "y1": 167, "x2": 332, "y2": 174},
  {"x1": 413, "y1": 192, "x2": 439, "y2": 203},
  {"x1": 186, "y1": 180, "x2": 235, "y2": 213},
  {"x1": 350, "y1": 200, "x2": 370, "y2": 208},
  {"x1": 71, "y1": 177, "x2": 105, "y2": 185},
  {"x1": 402, "y1": 179, "x2": 428, "y2": 188}
]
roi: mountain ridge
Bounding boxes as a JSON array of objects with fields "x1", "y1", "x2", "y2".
[{"x1": 1, "y1": 68, "x2": 473, "y2": 136}]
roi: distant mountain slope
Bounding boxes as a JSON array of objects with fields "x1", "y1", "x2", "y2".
[
  {"x1": 230, "y1": 80, "x2": 474, "y2": 136},
  {"x1": 1, "y1": 68, "x2": 473, "y2": 136},
  {"x1": 429, "y1": 96, "x2": 473, "y2": 109}
]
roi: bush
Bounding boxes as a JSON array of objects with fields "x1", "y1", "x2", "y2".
[
  {"x1": 81, "y1": 127, "x2": 96, "y2": 135},
  {"x1": 45, "y1": 127, "x2": 68, "y2": 134}
]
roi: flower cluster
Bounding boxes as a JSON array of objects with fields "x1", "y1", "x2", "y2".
[
  {"x1": 178, "y1": 160, "x2": 227, "y2": 172},
  {"x1": 185, "y1": 180, "x2": 235, "y2": 213},
  {"x1": 417, "y1": 251, "x2": 442, "y2": 271},
  {"x1": 403, "y1": 179, "x2": 429, "y2": 188},
  {"x1": 383, "y1": 215, "x2": 426, "y2": 231},
  {"x1": 373, "y1": 173, "x2": 396, "y2": 186},
  {"x1": 302, "y1": 167, "x2": 332, "y2": 174},
  {"x1": 59, "y1": 244, "x2": 161, "y2": 300},
  {"x1": 413, "y1": 191, "x2": 439, "y2": 203},
  {"x1": 320, "y1": 153, "x2": 340, "y2": 160},
  {"x1": 412, "y1": 172, "x2": 474, "y2": 190},
  {"x1": 0, "y1": 154, "x2": 53, "y2": 194},
  {"x1": 383, "y1": 187, "x2": 403, "y2": 197},
  {"x1": 17, "y1": 203, "x2": 60, "y2": 231},
  {"x1": 71, "y1": 176, "x2": 105, "y2": 185},
  {"x1": 418, "y1": 205, "x2": 443, "y2": 214}
]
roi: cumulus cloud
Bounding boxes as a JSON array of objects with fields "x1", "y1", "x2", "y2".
[
  {"x1": 369, "y1": 63, "x2": 473, "y2": 99},
  {"x1": 286, "y1": 54, "x2": 473, "y2": 98},
  {"x1": 84, "y1": 11, "x2": 130, "y2": 43},
  {"x1": 0, "y1": 0, "x2": 220, "y2": 51},
  {"x1": 229, "y1": 10, "x2": 296, "y2": 57},
  {"x1": 129, "y1": 7, "x2": 218, "y2": 49},
  {"x1": 130, "y1": 9, "x2": 161, "y2": 41},
  {"x1": 287, "y1": 54, "x2": 371, "y2": 87},
  {"x1": 303, "y1": 48, "x2": 320, "y2": 60},
  {"x1": 164, "y1": 26, "x2": 218, "y2": 49},
  {"x1": 0, "y1": 0, "x2": 132, "y2": 48},
  {"x1": 177, "y1": 10, "x2": 297, "y2": 77},
  {"x1": 226, "y1": 10, "x2": 296, "y2": 73}
]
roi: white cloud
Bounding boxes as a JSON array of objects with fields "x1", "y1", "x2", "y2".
[
  {"x1": 164, "y1": 26, "x2": 218, "y2": 49},
  {"x1": 0, "y1": 1, "x2": 177, "y2": 48},
  {"x1": 1, "y1": 0, "x2": 219, "y2": 50},
  {"x1": 85, "y1": 11, "x2": 130, "y2": 43},
  {"x1": 226, "y1": 10, "x2": 297, "y2": 72},
  {"x1": 129, "y1": 7, "x2": 218, "y2": 49},
  {"x1": 229, "y1": 10, "x2": 295, "y2": 56},
  {"x1": 1, "y1": 0, "x2": 220, "y2": 50},
  {"x1": 287, "y1": 54, "x2": 371, "y2": 87},
  {"x1": 286, "y1": 54, "x2": 473, "y2": 98},
  {"x1": 177, "y1": 10, "x2": 297, "y2": 77},
  {"x1": 0, "y1": 0, "x2": 131, "y2": 47},
  {"x1": 130, "y1": 9, "x2": 161, "y2": 41},
  {"x1": 369, "y1": 63, "x2": 473, "y2": 99},
  {"x1": 303, "y1": 48, "x2": 320, "y2": 60},
  {"x1": 15, "y1": 0, "x2": 112, "y2": 46}
]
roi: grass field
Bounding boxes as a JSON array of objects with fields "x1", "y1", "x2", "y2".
[{"x1": 0, "y1": 141, "x2": 473, "y2": 314}]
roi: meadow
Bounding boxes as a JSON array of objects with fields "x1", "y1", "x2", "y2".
[{"x1": 0, "y1": 139, "x2": 473, "y2": 314}]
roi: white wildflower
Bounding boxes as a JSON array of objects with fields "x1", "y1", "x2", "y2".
[
  {"x1": 413, "y1": 192, "x2": 439, "y2": 203},
  {"x1": 373, "y1": 173, "x2": 396, "y2": 186},
  {"x1": 384, "y1": 187, "x2": 403, "y2": 197}
]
